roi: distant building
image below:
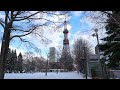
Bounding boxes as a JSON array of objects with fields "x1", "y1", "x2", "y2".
[{"x1": 49, "y1": 47, "x2": 56, "y2": 62}]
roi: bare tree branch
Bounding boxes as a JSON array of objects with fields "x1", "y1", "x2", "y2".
[
  {"x1": 28, "y1": 17, "x2": 63, "y2": 23},
  {"x1": 15, "y1": 36, "x2": 41, "y2": 54},
  {"x1": 10, "y1": 24, "x2": 46, "y2": 40},
  {"x1": 0, "y1": 19, "x2": 5, "y2": 28},
  {"x1": 14, "y1": 11, "x2": 41, "y2": 21},
  {"x1": 5, "y1": 11, "x2": 11, "y2": 22},
  {"x1": 43, "y1": 11, "x2": 68, "y2": 16}
]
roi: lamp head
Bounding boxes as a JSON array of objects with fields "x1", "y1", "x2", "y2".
[
  {"x1": 94, "y1": 29, "x2": 98, "y2": 33},
  {"x1": 92, "y1": 33, "x2": 96, "y2": 37}
]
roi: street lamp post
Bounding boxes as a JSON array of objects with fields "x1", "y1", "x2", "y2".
[
  {"x1": 45, "y1": 52, "x2": 49, "y2": 76},
  {"x1": 92, "y1": 28, "x2": 104, "y2": 78},
  {"x1": 83, "y1": 46, "x2": 87, "y2": 79},
  {"x1": 56, "y1": 51, "x2": 59, "y2": 74},
  {"x1": 45, "y1": 54, "x2": 48, "y2": 76}
]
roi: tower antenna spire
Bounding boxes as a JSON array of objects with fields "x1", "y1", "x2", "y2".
[
  {"x1": 65, "y1": 14, "x2": 67, "y2": 21},
  {"x1": 64, "y1": 15, "x2": 67, "y2": 30}
]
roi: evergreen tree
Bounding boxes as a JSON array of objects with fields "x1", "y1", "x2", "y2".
[
  {"x1": 5, "y1": 48, "x2": 11, "y2": 73},
  {"x1": 7, "y1": 49, "x2": 17, "y2": 73},
  {"x1": 18, "y1": 52, "x2": 23, "y2": 73},
  {"x1": 9, "y1": 50, "x2": 14, "y2": 73},
  {"x1": 59, "y1": 52, "x2": 73, "y2": 71},
  {"x1": 13, "y1": 49, "x2": 18, "y2": 72},
  {"x1": 100, "y1": 11, "x2": 120, "y2": 69}
]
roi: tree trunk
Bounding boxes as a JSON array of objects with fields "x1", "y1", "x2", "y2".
[{"x1": 0, "y1": 22, "x2": 12, "y2": 79}]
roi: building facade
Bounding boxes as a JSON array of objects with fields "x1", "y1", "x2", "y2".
[{"x1": 49, "y1": 47, "x2": 56, "y2": 62}]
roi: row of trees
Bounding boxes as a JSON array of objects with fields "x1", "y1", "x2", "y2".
[
  {"x1": 5, "y1": 50, "x2": 60, "y2": 73},
  {"x1": 5, "y1": 48, "x2": 23, "y2": 73},
  {"x1": 22, "y1": 52, "x2": 61, "y2": 73},
  {"x1": 22, "y1": 56, "x2": 46, "y2": 73},
  {"x1": 23, "y1": 52, "x2": 49, "y2": 73}
]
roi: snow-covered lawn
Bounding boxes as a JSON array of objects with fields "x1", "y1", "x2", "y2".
[{"x1": 4, "y1": 71, "x2": 91, "y2": 79}]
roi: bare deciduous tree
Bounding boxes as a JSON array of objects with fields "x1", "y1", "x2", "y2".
[
  {"x1": 0, "y1": 11, "x2": 68, "y2": 79},
  {"x1": 72, "y1": 37, "x2": 93, "y2": 74},
  {"x1": 83, "y1": 11, "x2": 120, "y2": 31}
]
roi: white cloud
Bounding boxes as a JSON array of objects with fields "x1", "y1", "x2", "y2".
[
  {"x1": 67, "y1": 24, "x2": 72, "y2": 31},
  {"x1": 38, "y1": 24, "x2": 69, "y2": 48},
  {"x1": 73, "y1": 11, "x2": 82, "y2": 17},
  {"x1": 31, "y1": 11, "x2": 68, "y2": 25}
]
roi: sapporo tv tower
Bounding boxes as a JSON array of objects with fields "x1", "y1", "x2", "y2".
[
  {"x1": 62, "y1": 19, "x2": 70, "y2": 55},
  {"x1": 60, "y1": 17, "x2": 73, "y2": 71}
]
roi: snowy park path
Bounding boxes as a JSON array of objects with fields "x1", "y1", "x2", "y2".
[{"x1": 4, "y1": 71, "x2": 87, "y2": 79}]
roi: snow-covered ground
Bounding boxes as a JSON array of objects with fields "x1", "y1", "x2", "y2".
[{"x1": 4, "y1": 71, "x2": 91, "y2": 79}]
